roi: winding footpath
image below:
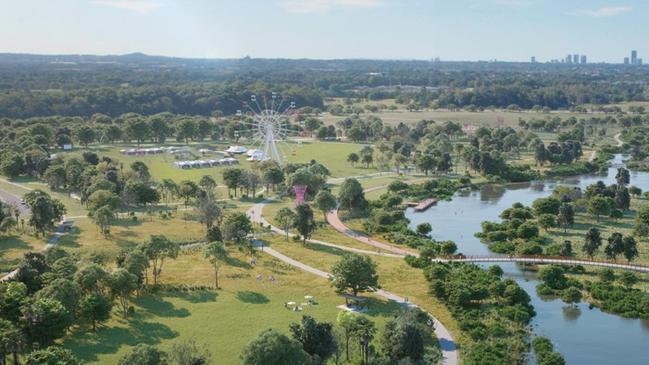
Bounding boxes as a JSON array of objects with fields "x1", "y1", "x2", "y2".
[
  {"x1": 247, "y1": 202, "x2": 458, "y2": 365},
  {"x1": 326, "y1": 177, "x2": 431, "y2": 257},
  {"x1": 0, "y1": 223, "x2": 69, "y2": 281},
  {"x1": 0, "y1": 181, "x2": 71, "y2": 281}
]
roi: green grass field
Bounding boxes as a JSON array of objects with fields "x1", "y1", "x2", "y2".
[{"x1": 62, "y1": 248, "x2": 402, "y2": 364}]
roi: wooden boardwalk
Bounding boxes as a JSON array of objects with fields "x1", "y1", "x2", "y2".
[
  {"x1": 413, "y1": 198, "x2": 437, "y2": 212},
  {"x1": 435, "y1": 255, "x2": 649, "y2": 273}
]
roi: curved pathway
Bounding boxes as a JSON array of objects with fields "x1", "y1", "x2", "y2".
[
  {"x1": 249, "y1": 202, "x2": 404, "y2": 258},
  {"x1": 0, "y1": 222, "x2": 70, "y2": 281},
  {"x1": 436, "y1": 255, "x2": 649, "y2": 273},
  {"x1": 614, "y1": 132, "x2": 623, "y2": 147},
  {"x1": 326, "y1": 177, "x2": 430, "y2": 257},
  {"x1": 326, "y1": 210, "x2": 415, "y2": 256},
  {"x1": 247, "y1": 201, "x2": 457, "y2": 365}
]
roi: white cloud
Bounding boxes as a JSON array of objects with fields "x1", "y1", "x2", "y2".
[
  {"x1": 91, "y1": 0, "x2": 162, "y2": 14},
  {"x1": 571, "y1": 6, "x2": 632, "y2": 18},
  {"x1": 281, "y1": 0, "x2": 385, "y2": 13}
]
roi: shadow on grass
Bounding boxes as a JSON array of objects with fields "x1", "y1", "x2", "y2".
[
  {"x1": 113, "y1": 218, "x2": 144, "y2": 228},
  {"x1": 56, "y1": 227, "x2": 81, "y2": 248},
  {"x1": 164, "y1": 290, "x2": 218, "y2": 304},
  {"x1": 65, "y1": 319, "x2": 178, "y2": 363},
  {"x1": 302, "y1": 242, "x2": 347, "y2": 258},
  {"x1": 225, "y1": 256, "x2": 253, "y2": 269},
  {"x1": 236, "y1": 291, "x2": 270, "y2": 304},
  {"x1": 0, "y1": 235, "x2": 33, "y2": 255},
  {"x1": 363, "y1": 297, "x2": 406, "y2": 317},
  {"x1": 133, "y1": 296, "x2": 191, "y2": 318}
]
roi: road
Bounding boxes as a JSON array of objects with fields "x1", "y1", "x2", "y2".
[
  {"x1": 0, "y1": 187, "x2": 30, "y2": 215},
  {"x1": 247, "y1": 201, "x2": 458, "y2": 365}
]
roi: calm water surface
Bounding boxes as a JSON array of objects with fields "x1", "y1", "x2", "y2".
[{"x1": 406, "y1": 155, "x2": 649, "y2": 364}]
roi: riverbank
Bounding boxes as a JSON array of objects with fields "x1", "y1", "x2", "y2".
[{"x1": 405, "y1": 154, "x2": 649, "y2": 365}]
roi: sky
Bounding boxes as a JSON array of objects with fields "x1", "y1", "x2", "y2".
[{"x1": 0, "y1": 0, "x2": 646, "y2": 62}]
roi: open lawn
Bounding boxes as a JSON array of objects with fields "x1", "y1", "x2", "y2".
[
  {"x1": 264, "y1": 236, "x2": 464, "y2": 347},
  {"x1": 62, "y1": 249, "x2": 401, "y2": 365},
  {"x1": 0, "y1": 234, "x2": 47, "y2": 273},
  {"x1": 58, "y1": 140, "x2": 373, "y2": 182}
]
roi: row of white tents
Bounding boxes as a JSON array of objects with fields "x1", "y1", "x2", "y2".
[
  {"x1": 121, "y1": 146, "x2": 191, "y2": 156},
  {"x1": 173, "y1": 158, "x2": 240, "y2": 169}
]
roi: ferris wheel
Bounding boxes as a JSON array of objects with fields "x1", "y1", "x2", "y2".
[{"x1": 235, "y1": 92, "x2": 300, "y2": 164}]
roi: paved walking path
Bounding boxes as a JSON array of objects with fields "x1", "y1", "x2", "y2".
[
  {"x1": 614, "y1": 132, "x2": 623, "y2": 147},
  {"x1": 247, "y1": 201, "x2": 457, "y2": 365},
  {"x1": 326, "y1": 210, "x2": 415, "y2": 256},
  {"x1": 325, "y1": 178, "x2": 430, "y2": 256},
  {"x1": 248, "y1": 202, "x2": 404, "y2": 258},
  {"x1": 0, "y1": 222, "x2": 70, "y2": 281},
  {"x1": 254, "y1": 238, "x2": 457, "y2": 365}
]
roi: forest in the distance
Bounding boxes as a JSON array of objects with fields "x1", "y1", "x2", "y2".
[{"x1": 0, "y1": 53, "x2": 648, "y2": 118}]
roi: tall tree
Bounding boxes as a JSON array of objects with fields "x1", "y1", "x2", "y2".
[
  {"x1": 118, "y1": 344, "x2": 168, "y2": 365},
  {"x1": 141, "y1": 235, "x2": 179, "y2": 285},
  {"x1": 615, "y1": 167, "x2": 630, "y2": 186},
  {"x1": 275, "y1": 207, "x2": 297, "y2": 241},
  {"x1": 79, "y1": 293, "x2": 112, "y2": 331},
  {"x1": 294, "y1": 204, "x2": 316, "y2": 244},
  {"x1": 347, "y1": 153, "x2": 359, "y2": 167},
  {"x1": 557, "y1": 203, "x2": 575, "y2": 233},
  {"x1": 195, "y1": 192, "x2": 222, "y2": 233},
  {"x1": 199, "y1": 175, "x2": 217, "y2": 193},
  {"x1": 331, "y1": 254, "x2": 378, "y2": 297},
  {"x1": 622, "y1": 235, "x2": 639, "y2": 263},
  {"x1": 604, "y1": 232, "x2": 624, "y2": 261},
  {"x1": 24, "y1": 190, "x2": 66, "y2": 237},
  {"x1": 314, "y1": 190, "x2": 337, "y2": 221},
  {"x1": 289, "y1": 316, "x2": 337, "y2": 364},
  {"x1": 588, "y1": 196, "x2": 612, "y2": 222},
  {"x1": 25, "y1": 346, "x2": 81, "y2": 365},
  {"x1": 109, "y1": 269, "x2": 138, "y2": 317},
  {"x1": 241, "y1": 329, "x2": 311, "y2": 365},
  {"x1": 338, "y1": 178, "x2": 366, "y2": 212},
  {"x1": 178, "y1": 180, "x2": 199, "y2": 207},
  {"x1": 582, "y1": 227, "x2": 602, "y2": 259},
  {"x1": 221, "y1": 212, "x2": 252, "y2": 244},
  {"x1": 204, "y1": 242, "x2": 228, "y2": 289},
  {"x1": 93, "y1": 205, "x2": 115, "y2": 237},
  {"x1": 349, "y1": 315, "x2": 376, "y2": 364},
  {"x1": 22, "y1": 298, "x2": 71, "y2": 347}
]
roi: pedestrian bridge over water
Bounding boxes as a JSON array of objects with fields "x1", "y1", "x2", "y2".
[{"x1": 434, "y1": 255, "x2": 649, "y2": 273}]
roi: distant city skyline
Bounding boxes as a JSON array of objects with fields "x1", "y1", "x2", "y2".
[{"x1": 0, "y1": 0, "x2": 648, "y2": 62}]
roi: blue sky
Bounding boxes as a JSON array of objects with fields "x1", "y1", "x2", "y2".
[{"x1": 0, "y1": 0, "x2": 646, "y2": 62}]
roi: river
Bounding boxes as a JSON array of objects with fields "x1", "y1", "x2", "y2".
[{"x1": 406, "y1": 155, "x2": 649, "y2": 364}]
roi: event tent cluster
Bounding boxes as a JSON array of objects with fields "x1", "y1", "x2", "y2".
[
  {"x1": 120, "y1": 146, "x2": 191, "y2": 156},
  {"x1": 173, "y1": 158, "x2": 240, "y2": 169}
]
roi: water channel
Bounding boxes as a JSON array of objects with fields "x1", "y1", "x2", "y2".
[{"x1": 406, "y1": 155, "x2": 649, "y2": 364}]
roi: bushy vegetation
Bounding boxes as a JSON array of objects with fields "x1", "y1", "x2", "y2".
[{"x1": 418, "y1": 262, "x2": 539, "y2": 365}]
